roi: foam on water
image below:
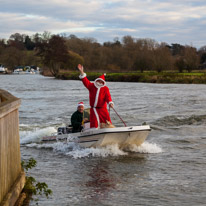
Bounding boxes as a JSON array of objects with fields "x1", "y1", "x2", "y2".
[
  {"x1": 65, "y1": 141, "x2": 162, "y2": 158},
  {"x1": 19, "y1": 123, "x2": 30, "y2": 127},
  {"x1": 20, "y1": 127, "x2": 57, "y2": 144},
  {"x1": 25, "y1": 141, "x2": 78, "y2": 151},
  {"x1": 25, "y1": 140, "x2": 162, "y2": 159},
  {"x1": 128, "y1": 142, "x2": 163, "y2": 153},
  {"x1": 66, "y1": 144, "x2": 128, "y2": 159}
]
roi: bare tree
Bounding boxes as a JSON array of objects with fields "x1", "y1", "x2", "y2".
[
  {"x1": 36, "y1": 35, "x2": 70, "y2": 76},
  {"x1": 1, "y1": 47, "x2": 25, "y2": 70},
  {"x1": 183, "y1": 46, "x2": 200, "y2": 72},
  {"x1": 152, "y1": 44, "x2": 173, "y2": 72},
  {"x1": 175, "y1": 56, "x2": 185, "y2": 73}
]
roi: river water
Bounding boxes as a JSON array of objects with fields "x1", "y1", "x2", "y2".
[{"x1": 0, "y1": 74, "x2": 206, "y2": 206}]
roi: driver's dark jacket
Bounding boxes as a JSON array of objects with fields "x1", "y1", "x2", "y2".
[{"x1": 71, "y1": 111, "x2": 83, "y2": 133}]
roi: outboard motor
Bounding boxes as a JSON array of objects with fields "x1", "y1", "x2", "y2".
[{"x1": 57, "y1": 126, "x2": 72, "y2": 135}]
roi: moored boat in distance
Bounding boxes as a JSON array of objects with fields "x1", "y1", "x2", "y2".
[
  {"x1": 13, "y1": 66, "x2": 40, "y2": 74},
  {"x1": 0, "y1": 65, "x2": 8, "y2": 74},
  {"x1": 42, "y1": 125, "x2": 151, "y2": 149}
]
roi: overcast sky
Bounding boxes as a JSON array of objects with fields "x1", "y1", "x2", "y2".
[{"x1": 0, "y1": 0, "x2": 206, "y2": 48}]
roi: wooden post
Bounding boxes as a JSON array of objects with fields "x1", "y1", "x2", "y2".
[{"x1": 0, "y1": 89, "x2": 25, "y2": 206}]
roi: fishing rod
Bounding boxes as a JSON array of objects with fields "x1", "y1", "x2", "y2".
[{"x1": 110, "y1": 106, "x2": 127, "y2": 127}]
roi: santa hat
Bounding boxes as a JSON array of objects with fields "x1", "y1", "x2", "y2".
[
  {"x1": 95, "y1": 73, "x2": 106, "y2": 84},
  {"x1": 77, "y1": 101, "x2": 84, "y2": 107}
]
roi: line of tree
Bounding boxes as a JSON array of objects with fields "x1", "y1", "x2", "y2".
[{"x1": 0, "y1": 32, "x2": 206, "y2": 76}]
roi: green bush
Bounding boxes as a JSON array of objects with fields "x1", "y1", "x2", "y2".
[
  {"x1": 21, "y1": 158, "x2": 52, "y2": 204},
  {"x1": 56, "y1": 71, "x2": 206, "y2": 84}
]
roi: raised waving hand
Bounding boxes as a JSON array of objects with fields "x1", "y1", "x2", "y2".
[{"x1": 77, "y1": 64, "x2": 84, "y2": 75}]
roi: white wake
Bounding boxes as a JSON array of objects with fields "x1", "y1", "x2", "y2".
[
  {"x1": 20, "y1": 127, "x2": 57, "y2": 144},
  {"x1": 25, "y1": 141, "x2": 162, "y2": 159}
]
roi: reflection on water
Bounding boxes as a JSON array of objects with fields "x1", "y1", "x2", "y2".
[{"x1": 85, "y1": 161, "x2": 116, "y2": 200}]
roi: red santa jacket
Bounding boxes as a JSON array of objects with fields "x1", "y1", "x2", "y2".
[{"x1": 80, "y1": 73, "x2": 113, "y2": 128}]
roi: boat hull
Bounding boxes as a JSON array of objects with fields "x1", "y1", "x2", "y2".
[
  {"x1": 42, "y1": 125, "x2": 151, "y2": 148},
  {"x1": 78, "y1": 130, "x2": 149, "y2": 148}
]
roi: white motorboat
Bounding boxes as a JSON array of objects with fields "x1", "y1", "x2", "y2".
[
  {"x1": 0, "y1": 65, "x2": 8, "y2": 74},
  {"x1": 13, "y1": 67, "x2": 38, "y2": 74},
  {"x1": 42, "y1": 125, "x2": 151, "y2": 149}
]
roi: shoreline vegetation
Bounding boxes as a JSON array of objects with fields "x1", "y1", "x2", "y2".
[
  {"x1": 1, "y1": 32, "x2": 206, "y2": 84},
  {"x1": 43, "y1": 70, "x2": 206, "y2": 84}
]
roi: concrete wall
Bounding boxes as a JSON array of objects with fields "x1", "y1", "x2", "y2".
[{"x1": 0, "y1": 89, "x2": 25, "y2": 206}]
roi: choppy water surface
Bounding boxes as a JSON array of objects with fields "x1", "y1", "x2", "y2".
[{"x1": 0, "y1": 75, "x2": 206, "y2": 206}]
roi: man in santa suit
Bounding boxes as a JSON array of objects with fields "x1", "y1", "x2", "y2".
[{"x1": 77, "y1": 64, "x2": 114, "y2": 128}]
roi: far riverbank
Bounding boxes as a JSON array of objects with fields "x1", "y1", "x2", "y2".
[{"x1": 53, "y1": 70, "x2": 206, "y2": 84}]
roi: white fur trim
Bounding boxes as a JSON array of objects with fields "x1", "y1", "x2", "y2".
[
  {"x1": 93, "y1": 88, "x2": 101, "y2": 128},
  {"x1": 78, "y1": 103, "x2": 84, "y2": 107},
  {"x1": 95, "y1": 78, "x2": 105, "y2": 84},
  {"x1": 94, "y1": 88, "x2": 100, "y2": 107},
  {"x1": 93, "y1": 108, "x2": 100, "y2": 128},
  {"x1": 109, "y1": 101, "x2": 114, "y2": 106},
  {"x1": 94, "y1": 78, "x2": 106, "y2": 88},
  {"x1": 79, "y1": 73, "x2": 86, "y2": 79}
]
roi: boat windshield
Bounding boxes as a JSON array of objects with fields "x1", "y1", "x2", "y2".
[{"x1": 83, "y1": 108, "x2": 90, "y2": 121}]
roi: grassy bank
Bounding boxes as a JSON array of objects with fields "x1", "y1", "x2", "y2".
[{"x1": 55, "y1": 70, "x2": 206, "y2": 84}]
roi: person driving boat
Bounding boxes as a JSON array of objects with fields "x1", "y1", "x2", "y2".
[{"x1": 71, "y1": 102, "x2": 89, "y2": 133}]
